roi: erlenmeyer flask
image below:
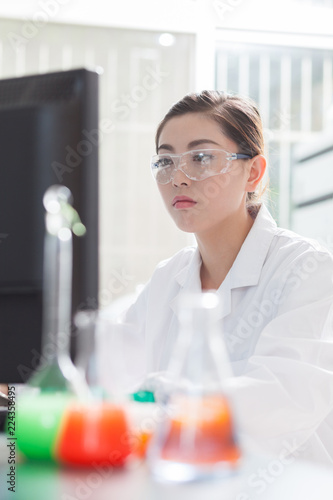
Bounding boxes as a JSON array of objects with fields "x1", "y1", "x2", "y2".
[
  {"x1": 15, "y1": 185, "x2": 90, "y2": 461},
  {"x1": 148, "y1": 292, "x2": 241, "y2": 482},
  {"x1": 28, "y1": 185, "x2": 89, "y2": 395},
  {"x1": 54, "y1": 309, "x2": 134, "y2": 467}
]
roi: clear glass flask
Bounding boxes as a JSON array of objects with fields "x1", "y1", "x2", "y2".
[
  {"x1": 148, "y1": 292, "x2": 241, "y2": 482},
  {"x1": 15, "y1": 186, "x2": 90, "y2": 461},
  {"x1": 28, "y1": 185, "x2": 89, "y2": 395}
]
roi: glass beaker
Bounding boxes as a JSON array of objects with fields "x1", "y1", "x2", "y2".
[{"x1": 148, "y1": 292, "x2": 241, "y2": 482}]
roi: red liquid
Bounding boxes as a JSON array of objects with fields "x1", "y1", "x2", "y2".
[
  {"x1": 55, "y1": 401, "x2": 131, "y2": 466},
  {"x1": 161, "y1": 395, "x2": 240, "y2": 464}
]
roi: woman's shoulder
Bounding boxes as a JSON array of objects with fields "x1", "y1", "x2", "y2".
[
  {"x1": 273, "y1": 225, "x2": 332, "y2": 258},
  {"x1": 268, "y1": 225, "x2": 333, "y2": 283}
]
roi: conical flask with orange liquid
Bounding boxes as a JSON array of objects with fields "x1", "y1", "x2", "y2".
[{"x1": 148, "y1": 291, "x2": 241, "y2": 482}]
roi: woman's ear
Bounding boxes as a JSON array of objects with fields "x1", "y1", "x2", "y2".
[{"x1": 245, "y1": 155, "x2": 266, "y2": 192}]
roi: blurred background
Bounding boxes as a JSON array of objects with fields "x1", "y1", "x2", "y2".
[{"x1": 0, "y1": 0, "x2": 333, "y2": 307}]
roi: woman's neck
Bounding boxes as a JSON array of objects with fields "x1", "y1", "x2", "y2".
[{"x1": 196, "y1": 208, "x2": 255, "y2": 291}]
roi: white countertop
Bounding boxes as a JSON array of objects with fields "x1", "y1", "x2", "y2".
[{"x1": 1, "y1": 434, "x2": 333, "y2": 500}]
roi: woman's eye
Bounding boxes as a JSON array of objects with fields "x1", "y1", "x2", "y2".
[
  {"x1": 157, "y1": 157, "x2": 173, "y2": 168},
  {"x1": 192, "y1": 153, "x2": 213, "y2": 164}
]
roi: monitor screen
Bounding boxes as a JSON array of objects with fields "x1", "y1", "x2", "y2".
[{"x1": 0, "y1": 68, "x2": 99, "y2": 383}]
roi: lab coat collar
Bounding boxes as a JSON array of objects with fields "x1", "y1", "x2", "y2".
[
  {"x1": 227, "y1": 203, "x2": 277, "y2": 289},
  {"x1": 174, "y1": 246, "x2": 202, "y2": 291},
  {"x1": 171, "y1": 204, "x2": 277, "y2": 318}
]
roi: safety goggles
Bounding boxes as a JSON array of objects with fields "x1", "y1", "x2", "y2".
[{"x1": 150, "y1": 149, "x2": 252, "y2": 184}]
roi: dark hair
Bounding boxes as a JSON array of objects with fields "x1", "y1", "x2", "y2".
[{"x1": 155, "y1": 90, "x2": 267, "y2": 207}]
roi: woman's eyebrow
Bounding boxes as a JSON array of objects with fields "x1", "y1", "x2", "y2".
[
  {"x1": 157, "y1": 144, "x2": 174, "y2": 152},
  {"x1": 157, "y1": 139, "x2": 221, "y2": 153},
  {"x1": 187, "y1": 139, "x2": 221, "y2": 148}
]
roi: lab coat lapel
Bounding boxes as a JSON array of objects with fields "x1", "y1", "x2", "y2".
[
  {"x1": 215, "y1": 205, "x2": 277, "y2": 317},
  {"x1": 227, "y1": 204, "x2": 277, "y2": 289},
  {"x1": 170, "y1": 247, "x2": 232, "y2": 320},
  {"x1": 157, "y1": 249, "x2": 202, "y2": 370},
  {"x1": 170, "y1": 247, "x2": 202, "y2": 314}
]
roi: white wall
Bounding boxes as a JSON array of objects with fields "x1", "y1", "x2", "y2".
[
  {"x1": 0, "y1": 1, "x2": 218, "y2": 91},
  {"x1": 0, "y1": 0, "x2": 203, "y2": 32},
  {"x1": 1, "y1": 0, "x2": 333, "y2": 35}
]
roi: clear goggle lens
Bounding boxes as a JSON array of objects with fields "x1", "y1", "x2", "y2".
[{"x1": 150, "y1": 149, "x2": 251, "y2": 184}]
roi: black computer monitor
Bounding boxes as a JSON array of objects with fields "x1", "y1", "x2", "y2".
[{"x1": 0, "y1": 68, "x2": 99, "y2": 383}]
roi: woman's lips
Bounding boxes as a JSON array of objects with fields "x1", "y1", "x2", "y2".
[{"x1": 172, "y1": 196, "x2": 197, "y2": 209}]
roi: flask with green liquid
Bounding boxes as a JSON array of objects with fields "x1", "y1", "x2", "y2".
[{"x1": 14, "y1": 185, "x2": 90, "y2": 461}]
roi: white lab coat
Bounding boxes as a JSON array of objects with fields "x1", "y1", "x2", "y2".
[{"x1": 97, "y1": 204, "x2": 333, "y2": 466}]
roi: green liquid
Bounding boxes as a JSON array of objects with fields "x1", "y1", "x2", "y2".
[{"x1": 13, "y1": 392, "x2": 73, "y2": 461}]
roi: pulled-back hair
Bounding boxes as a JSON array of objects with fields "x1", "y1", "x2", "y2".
[{"x1": 155, "y1": 90, "x2": 267, "y2": 208}]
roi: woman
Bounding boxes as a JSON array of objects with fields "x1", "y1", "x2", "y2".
[{"x1": 99, "y1": 91, "x2": 333, "y2": 466}]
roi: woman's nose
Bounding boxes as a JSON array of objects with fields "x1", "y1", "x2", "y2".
[{"x1": 172, "y1": 167, "x2": 191, "y2": 187}]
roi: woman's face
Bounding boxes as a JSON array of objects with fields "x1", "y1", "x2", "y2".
[{"x1": 156, "y1": 112, "x2": 253, "y2": 235}]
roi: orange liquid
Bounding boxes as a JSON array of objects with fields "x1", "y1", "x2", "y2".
[
  {"x1": 160, "y1": 395, "x2": 240, "y2": 464},
  {"x1": 133, "y1": 431, "x2": 153, "y2": 458},
  {"x1": 55, "y1": 401, "x2": 131, "y2": 466}
]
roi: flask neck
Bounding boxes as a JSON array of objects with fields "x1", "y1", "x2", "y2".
[
  {"x1": 41, "y1": 231, "x2": 73, "y2": 364},
  {"x1": 167, "y1": 293, "x2": 232, "y2": 396}
]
